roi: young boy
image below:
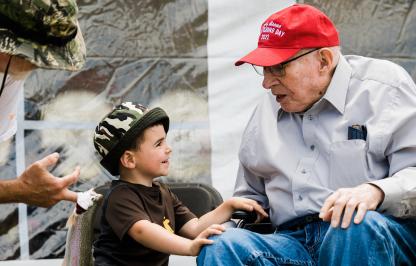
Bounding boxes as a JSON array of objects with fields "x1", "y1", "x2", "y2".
[{"x1": 92, "y1": 102, "x2": 267, "y2": 266}]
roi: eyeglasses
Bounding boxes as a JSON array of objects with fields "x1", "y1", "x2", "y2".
[{"x1": 252, "y1": 48, "x2": 320, "y2": 77}]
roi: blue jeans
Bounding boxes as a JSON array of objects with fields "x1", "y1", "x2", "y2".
[{"x1": 197, "y1": 211, "x2": 416, "y2": 265}]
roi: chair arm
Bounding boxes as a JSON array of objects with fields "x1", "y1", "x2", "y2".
[
  {"x1": 231, "y1": 210, "x2": 258, "y2": 223},
  {"x1": 231, "y1": 210, "x2": 274, "y2": 234}
]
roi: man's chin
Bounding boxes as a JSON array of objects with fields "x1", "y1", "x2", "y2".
[
  {"x1": 279, "y1": 105, "x2": 297, "y2": 113},
  {"x1": 279, "y1": 103, "x2": 307, "y2": 113}
]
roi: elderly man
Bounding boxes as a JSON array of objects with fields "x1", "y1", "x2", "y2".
[
  {"x1": 197, "y1": 4, "x2": 416, "y2": 265},
  {"x1": 0, "y1": 0, "x2": 86, "y2": 207}
]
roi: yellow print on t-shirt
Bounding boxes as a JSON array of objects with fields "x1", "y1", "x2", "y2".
[{"x1": 163, "y1": 217, "x2": 174, "y2": 233}]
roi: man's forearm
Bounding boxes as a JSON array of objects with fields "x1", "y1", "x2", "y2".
[{"x1": 0, "y1": 178, "x2": 21, "y2": 203}]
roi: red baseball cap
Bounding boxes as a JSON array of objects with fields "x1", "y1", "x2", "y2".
[{"x1": 235, "y1": 4, "x2": 339, "y2": 66}]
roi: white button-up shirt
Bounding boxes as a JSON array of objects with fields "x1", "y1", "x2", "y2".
[{"x1": 234, "y1": 54, "x2": 416, "y2": 226}]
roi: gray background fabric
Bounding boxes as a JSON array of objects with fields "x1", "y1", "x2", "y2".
[{"x1": 301, "y1": 0, "x2": 416, "y2": 80}]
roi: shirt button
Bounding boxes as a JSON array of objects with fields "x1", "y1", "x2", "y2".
[
  {"x1": 308, "y1": 115, "x2": 313, "y2": 120},
  {"x1": 301, "y1": 169, "x2": 306, "y2": 174},
  {"x1": 310, "y1": 145, "x2": 315, "y2": 151},
  {"x1": 298, "y1": 195, "x2": 303, "y2": 201}
]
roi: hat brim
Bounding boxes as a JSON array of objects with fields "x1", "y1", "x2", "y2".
[
  {"x1": 100, "y1": 107, "x2": 170, "y2": 176},
  {"x1": 0, "y1": 22, "x2": 86, "y2": 71},
  {"x1": 235, "y1": 47, "x2": 301, "y2": 67}
]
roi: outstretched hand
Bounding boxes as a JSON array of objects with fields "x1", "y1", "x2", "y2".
[
  {"x1": 17, "y1": 152, "x2": 79, "y2": 207},
  {"x1": 319, "y1": 183, "x2": 384, "y2": 228}
]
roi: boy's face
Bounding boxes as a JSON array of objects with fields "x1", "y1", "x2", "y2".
[{"x1": 130, "y1": 124, "x2": 171, "y2": 179}]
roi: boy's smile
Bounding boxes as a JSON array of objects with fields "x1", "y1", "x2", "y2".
[{"x1": 126, "y1": 124, "x2": 172, "y2": 185}]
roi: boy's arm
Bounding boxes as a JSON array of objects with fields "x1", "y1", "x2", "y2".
[
  {"x1": 179, "y1": 197, "x2": 267, "y2": 239},
  {"x1": 128, "y1": 219, "x2": 223, "y2": 256}
]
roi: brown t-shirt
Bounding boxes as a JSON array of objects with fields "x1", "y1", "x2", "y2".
[{"x1": 93, "y1": 180, "x2": 196, "y2": 266}]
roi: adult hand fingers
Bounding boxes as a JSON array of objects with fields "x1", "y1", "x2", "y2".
[
  {"x1": 37, "y1": 152, "x2": 60, "y2": 169},
  {"x1": 60, "y1": 166, "x2": 80, "y2": 188},
  {"x1": 320, "y1": 192, "x2": 338, "y2": 220},
  {"x1": 353, "y1": 202, "x2": 368, "y2": 224},
  {"x1": 330, "y1": 194, "x2": 350, "y2": 228},
  {"x1": 60, "y1": 189, "x2": 78, "y2": 203},
  {"x1": 55, "y1": 166, "x2": 80, "y2": 203},
  {"x1": 341, "y1": 198, "x2": 358, "y2": 228},
  {"x1": 320, "y1": 207, "x2": 333, "y2": 222}
]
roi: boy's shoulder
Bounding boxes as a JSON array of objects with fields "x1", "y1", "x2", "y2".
[
  {"x1": 156, "y1": 181, "x2": 174, "y2": 195},
  {"x1": 155, "y1": 180, "x2": 167, "y2": 189},
  {"x1": 109, "y1": 180, "x2": 131, "y2": 191},
  {"x1": 108, "y1": 180, "x2": 168, "y2": 195},
  {"x1": 104, "y1": 181, "x2": 133, "y2": 202}
]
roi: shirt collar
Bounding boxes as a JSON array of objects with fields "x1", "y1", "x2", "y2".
[
  {"x1": 277, "y1": 54, "x2": 352, "y2": 120},
  {"x1": 321, "y1": 54, "x2": 352, "y2": 115}
]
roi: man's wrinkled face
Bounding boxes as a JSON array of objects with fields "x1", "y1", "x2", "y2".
[{"x1": 261, "y1": 49, "x2": 327, "y2": 113}]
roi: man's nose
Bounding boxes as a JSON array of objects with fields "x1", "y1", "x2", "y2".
[{"x1": 262, "y1": 72, "x2": 279, "y2": 90}]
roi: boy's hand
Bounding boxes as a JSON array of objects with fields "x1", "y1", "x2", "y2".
[
  {"x1": 188, "y1": 224, "x2": 225, "y2": 256},
  {"x1": 227, "y1": 197, "x2": 268, "y2": 223}
]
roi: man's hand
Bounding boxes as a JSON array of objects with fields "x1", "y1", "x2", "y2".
[
  {"x1": 16, "y1": 152, "x2": 79, "y2": 207},
  {"x1": 319, "y1": 183, "x2": 384, "y2": 228}
]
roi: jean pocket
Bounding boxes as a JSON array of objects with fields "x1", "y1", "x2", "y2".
[{"x1": 328, "y1": 140, "x2": 370, "y2": 189}]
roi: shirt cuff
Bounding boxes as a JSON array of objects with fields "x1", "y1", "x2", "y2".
[{"x1": 368, "y1": 178, "x2": 403, "y2": 212}]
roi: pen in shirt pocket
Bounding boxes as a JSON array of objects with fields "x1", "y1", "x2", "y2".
[{"x1": 348, "y1": 124, "x2": 367, "y2": 140}]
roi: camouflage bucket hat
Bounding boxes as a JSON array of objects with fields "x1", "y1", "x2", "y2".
[
  {"x1": 0, "y1": 0, "x2": 86, "y2": 71},
  {"x1": 94, "y1": 102, "x2": 170, "y2": 176}
]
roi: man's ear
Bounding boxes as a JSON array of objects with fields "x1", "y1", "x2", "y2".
[
  {"x1": 317, "y1": 48, "x2": 335, "y2": 73},
  {"x1": 120, "y1": 151, "x2": 136, "y2": 169}
]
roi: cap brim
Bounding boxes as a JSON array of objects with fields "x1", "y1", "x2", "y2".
[
  {"x1": 235, "y1": 47, "x2": 301, "y2": 67},
  {"x1": 0, "y1": 22, "x2": 86, "y2": 71}
]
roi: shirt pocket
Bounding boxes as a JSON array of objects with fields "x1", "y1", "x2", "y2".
[{"x1": 328, "y1": 139, "x2": 370, "y2": 190}]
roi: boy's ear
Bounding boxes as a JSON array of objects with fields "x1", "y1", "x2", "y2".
[{"x1": 120, "y1": 151, "x2": 136, "y2": 169}]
